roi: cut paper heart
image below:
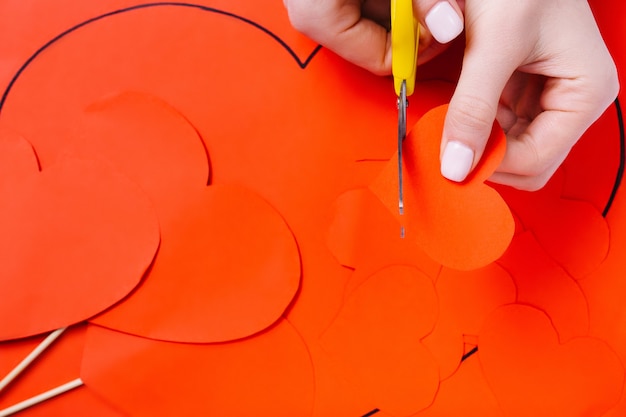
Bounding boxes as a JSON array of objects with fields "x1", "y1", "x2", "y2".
[
  {"x1": 479, "y1": 304, "x2": 624, "y2": 417},
  {"x1": 370, "y1": 104, "x2": 514, "y2": 270},
  {"x1": 412, "y1": 354, "x2": 504, "y2": 417},
  {"x1": 325, "y1": 188, "x2": 440, "y2": 288},
  {"x1": 82, "y1": 321, "x2": 315, "y2": 417},
  {"x1": 422, "y1": 263, "x2": 516, "y2": 379},
  {"x1": 495, "y1": 171, "x2": 609, "y2": 279},
  {"x1": 298, "y1": 342, "x2": 383, "y2": 417},
  {"x1": 497, "y1": 231, "x2": 590, "y2": 342},
  {"x1": 75, "y1": 91, "x2": 210, "y2": 199},
  {"x1": 320, "y1": 265, "x2": 439, "y2": 416},
  {"x1": 92, "y1": 184, "x2": 301, "y2": 343},
  {"x1": 0, "y1": 155, "x2": 159, "y2": 340},
  {"x1": 284, "y1": 236, "x2": 351, "y2": 341}
]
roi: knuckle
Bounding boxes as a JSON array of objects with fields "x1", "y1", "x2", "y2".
[
  {"x1": 284, "y1": 1, "x2": 316, "y2": 35},
  {"x1": 448, "y1": 95, "x2": 497, "y2": 136}
]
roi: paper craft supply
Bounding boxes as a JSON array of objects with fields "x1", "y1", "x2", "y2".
[
  {"x1": 422, "y1": 263, "x2": 516, "y2": 379},
  {"x1": 0, "y1": 155, "x2": 159, "y2": 340},
  {"x1": 0, "y1": 328, "x2": 66, "y2": 393},
  {"x1": 370, "y1": 104, "x2": 515, "y2": 270},
  {"x1": 416, "y1": 354, "x2": 503, "y2": 417},
  {"x1": 479, "y1": 304, "x2": 624, "y2": 417},
  {"x1": 81, "y1": 322, "x2": 315, "y2": 417},
  {"x1": 92, "y1": 184, "x2": 301, "y2": 343},
  {"x1": 0, "y1": 0, "x2": 625, "y2": 415},
  {"x1": 320, "y1": 265, "x2": 439, "y2": 416},
  {"x1": 495, "y1": 170, "x2": 610, "y2": 278},
  {"x1": 75, "y1": 91, "x2": 210, "y2": 196},
  {"x1": 498, "y1": 232, "x2": 590, "y2": 342}
]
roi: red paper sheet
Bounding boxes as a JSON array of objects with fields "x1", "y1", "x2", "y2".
[
  {"x1": 0, "y1": 151, "x2": 159, "y2": 340},
  {"x1": 0, "y1": 0, "x2": 625, "y2": 416}
]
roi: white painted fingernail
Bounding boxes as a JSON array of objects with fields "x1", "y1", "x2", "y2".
[
  {"x1": 425, "y1": 2, "x2": 464, "y2": 44},
  {"x1": 441, "y1": 141, "x2": 474, "y2": 182}
]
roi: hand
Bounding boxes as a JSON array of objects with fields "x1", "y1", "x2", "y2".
[
  {"x1": 284, "y1": 0, "x2": 619, "y2": 190},
  {"x1": 283, "y1": 0, "x2": 464, "y2": 74}
]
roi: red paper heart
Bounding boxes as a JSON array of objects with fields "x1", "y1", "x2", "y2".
[
  {"x1": 46, "y1": 91, "x2": 302, "y2": 343},
  {"x1": 0, "y1": 155, "x2": 159, "y2": 340},
  {"x1": 370, "y1": 104, "x2": 515, "y2": 270},
  {"x1": 415, "y1": 354, "x2": 503, "y2": 417},
  {"x1": 92, "y1": 184, "x2": 301, "y2": 343},
  {"x1": 74, "y1": 91, "x2": 211, "y2": 201},
  {"x1": 325, "y1": 188, "x2": 440, "y2": 292},
  {"x1": 82, "y1": 321, "x2": 314, "y2": 417},
  {"x1": 497, "y1": 231, "x2": 590, "y2": 341},
  {"x1": 320, "y1": 265, "x2": 439, "y2": 416},
  {"x1": 422, "y1": 263, "x2": 516, "y2": 379},
  {"x1": 496, "y1": 171, "x2": 609, "y2": 279},
  {"x1": 479, "y1": 304, "x2": 624, "y2": 417}
]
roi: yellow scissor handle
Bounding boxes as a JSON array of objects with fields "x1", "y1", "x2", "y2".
[{"x1": 391, "y1": 0, "x2": 419, "y2": 96}]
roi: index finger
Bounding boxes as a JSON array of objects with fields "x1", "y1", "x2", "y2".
[{"x1": 285, "y1": 0, "x2": 392, "y2": 74}]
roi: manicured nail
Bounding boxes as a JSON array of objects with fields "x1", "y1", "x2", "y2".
[
  {"x1": 425, "y1": 2, "x2": 464, "y2": 44},
  {"x1": 441, "y1": 141, "x2": 474, "y2": 182}
]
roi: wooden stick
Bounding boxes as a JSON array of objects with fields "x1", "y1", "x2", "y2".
[
  {"x1": 0, "y1": 327, "x2": 67, "y2": 393},
  {"x1": 0, "y1": 378, "x2": 83, "y2": 417}
]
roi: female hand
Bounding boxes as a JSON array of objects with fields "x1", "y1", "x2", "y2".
[{"x1": 284, "y1": 0, "x2": 619, "y2": 190}]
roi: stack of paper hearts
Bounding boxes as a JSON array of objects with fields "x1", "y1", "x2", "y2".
[{"x1": 1, "y1": 1, "x2": 625, "y2": 416}]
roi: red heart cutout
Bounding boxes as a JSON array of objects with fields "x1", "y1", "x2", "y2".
[
  {"x1": 497, "y1": 231, "x2": 590, "y2": 342},
  {"x1": 81, "y1": 321, "x2": 314, "y2": 417},
  {"x1": 92, "y1": 184, "x2": 301, "y2": 343},
  {"x1": 325, "y1": 188, "x2": 440, "y2": 293},
  {"x1": 0, "y1": 153, "x2": 159, "y2": 340},
  {"x1": 370, "y1": 104, "x2": 514, "y2": 270},
  {"x1": 479, "y1": 304, "x2": 624, "y2": 417},
  {"x1": 37, "y1": 91, "x2": 300, "y2": 343},
  {"x1": 320, "y1": 265, "x2": 439, "y2": 416},
  {"x1": 496, "y1": 171, "x2": 609, "y2": 279},
  {"x1": 416, "y1": 354, "x2": 503, "y2": 417},
  {"x1": 74, "y1": 91, "x2": 211, "y2": 201},
  {"x1": 422, "y1": 263, "x2": 516, "y2": 379}
]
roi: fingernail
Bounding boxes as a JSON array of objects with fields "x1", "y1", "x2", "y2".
[
  {"x1": 441, "y1": 141, "x2": 474, "y2": 182},
  {"x1": 425, "y1": 2, "x2": 464, "y2": 44}
]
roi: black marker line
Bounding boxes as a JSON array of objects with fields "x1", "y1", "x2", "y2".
[
  {"x1": 0, "y1": 2, "x2": 322, "y2": 114},
  {"x1": 461, "y1": 346, "x2": 478, "y2": 362},
  {"x1": 361, "y1": 408, "x2": 380, "y2": 417},
  {"x1": 603, "y1": 97, "x2": 625, "y2": 217}
]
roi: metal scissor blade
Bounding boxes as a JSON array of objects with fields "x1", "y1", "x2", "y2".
[{"x1": 398, "y1": 80, "x2": 407, "y2": 217}]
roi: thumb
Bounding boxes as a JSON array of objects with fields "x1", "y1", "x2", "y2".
[{"x1": 439, "y1": 31, "x2": 520, "y2": 182}]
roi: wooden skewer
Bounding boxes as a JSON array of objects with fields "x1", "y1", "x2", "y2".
[
  {"x1": 0, "y1": 378, "x2": 83, "y2": 417},
  {"x1": 0, "y1": 327, "x2": 67, "y2": 393}
]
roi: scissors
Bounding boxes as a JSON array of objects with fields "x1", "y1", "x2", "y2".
[{"x1": 391, "y1": 0, "x2": 418, "y2": 228}]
